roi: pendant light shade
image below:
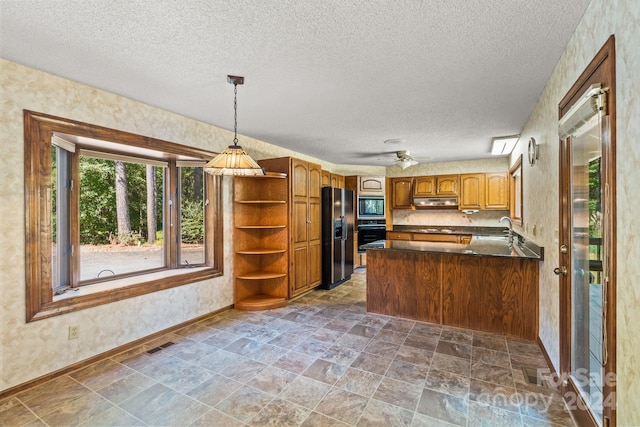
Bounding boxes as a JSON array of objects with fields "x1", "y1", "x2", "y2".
[
  {"x1": 204, "y1": 144, "x2": 264, "y2": 175},
  {"x1": 204, "y1": 75, "x2": 264, "y2": 176}
]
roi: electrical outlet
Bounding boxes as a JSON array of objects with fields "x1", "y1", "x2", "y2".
[{"x1": 68, "y1": 325, "x2": 79, "y2": 340}]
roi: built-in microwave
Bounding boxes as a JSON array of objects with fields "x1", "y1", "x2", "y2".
[{"x1": 358, "y1": 196, "x2": 385, "y2": 219}]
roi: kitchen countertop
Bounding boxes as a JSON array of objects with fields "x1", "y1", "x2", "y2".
[{"x1": 361, "y1": 234, "x2": 544, "y2": 260}]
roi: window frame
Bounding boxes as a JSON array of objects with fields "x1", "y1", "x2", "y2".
[
  {"x1": 24, "y1": 110, "x2": 223, "y2": 322},
  {"x1": 509, "y1": 154, "x2": 524, "y2": 225}
]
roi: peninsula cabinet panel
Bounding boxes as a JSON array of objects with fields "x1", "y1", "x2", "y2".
[
  {"x1": 367, "y1": 249, "x2": 539, "y2": 339},
  {"x1": 411, "y1": 254, "x2": 442, "y2": 324},
  {"x1": 441, "y1": 255, "x2": 477, "y2": 328},
  {"x1": 367, "y1": 250, "x2": 441, "y2": 323},
  {"x1": 441, "y1": 255, "x2": 538, "y2": 339}
]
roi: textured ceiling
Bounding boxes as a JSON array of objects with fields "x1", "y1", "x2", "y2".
[{"x1": 1, "y1": 0, "x2": 591, "y2": 166}]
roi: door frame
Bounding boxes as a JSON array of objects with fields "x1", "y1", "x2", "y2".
[{"x1": 558, "y1": 35, "x2": 616, "y2": 427}]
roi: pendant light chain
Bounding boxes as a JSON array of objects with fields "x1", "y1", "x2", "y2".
[{"x1": 233, "y1": 83, "x2": 239, "y2": 146}]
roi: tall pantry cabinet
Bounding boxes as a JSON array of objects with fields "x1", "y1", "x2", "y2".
[{"x1": 259, "y1": 157, "x2": 323, "y2": 297}]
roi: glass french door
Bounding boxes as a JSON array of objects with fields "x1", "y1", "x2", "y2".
[{"x1": 559, "y1": 81, "x2": 614, "y2": 426}]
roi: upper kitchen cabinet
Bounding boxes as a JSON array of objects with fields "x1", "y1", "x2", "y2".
[
  {"x1": 459, "y1": 172, "x2": 509, "y2": 210},
  {"x1": 391, "y1": 177, "x2": 414, "y2": 209},
  {"x1": 413, "y1": 175, "x2": 459, "y2": 197},
  {"x1": 321, "y1": 170, "x2": 331, "y2": 187},
  {"x1": 413, "y1": 176, "x2": 436, "y2": 197},
  {"x1": 485, "y1": 173, "x2": 509, "y2": 210},
  {"x1": 459, "y1": 173, "x2": 485, "y2": 210},
  {"x1": 358, "y1": 176, "x2": 385, "y2": 196},
  {"x1": 330, "y1": 173, "x2": 345, "y2": 189},
  {"x1": 436, "y1": 175, "x2": 459, "y2": 196},
  {"x1": 259, "y1": 157, "x2": 323, "y2": 297}
]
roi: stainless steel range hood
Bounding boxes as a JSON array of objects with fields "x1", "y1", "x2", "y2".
[{"x1": 413, "y1": 197, "x2": 459, "y2": 209}]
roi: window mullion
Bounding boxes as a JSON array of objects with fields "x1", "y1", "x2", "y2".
[
  {"x1": 167, "y1": 160, "x2": 178, "y2": 268},
  {"x1": 69, "y1": 150, "x2": 81, "y2": 287}
]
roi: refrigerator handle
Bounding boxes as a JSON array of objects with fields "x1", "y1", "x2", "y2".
[{"x1": 341, "y1": 216, "x2": 347, "y2": 240}]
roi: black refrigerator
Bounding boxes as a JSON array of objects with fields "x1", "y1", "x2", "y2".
[{"x1": 320, "y1": 187, "x2": 355, "y2": 289}]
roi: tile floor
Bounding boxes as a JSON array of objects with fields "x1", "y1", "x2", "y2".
[{"x1": 1, "y1": 270, "x2": 575, "y2": 426}]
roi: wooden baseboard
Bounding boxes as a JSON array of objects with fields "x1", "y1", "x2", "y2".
[
  {"x1": 536, "y1": 336, "x2": 557, "y2": 378},
  {"x1": 0, "y1": 305, "x2": 233, "y2": 400}
]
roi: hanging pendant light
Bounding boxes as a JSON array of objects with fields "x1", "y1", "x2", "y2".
[{"x1": 204, "y1": 75, "x2": 265, "y2": 176}]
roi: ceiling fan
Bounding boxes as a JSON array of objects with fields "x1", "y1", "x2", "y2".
[{"x1": 395, "y1": 150, "x2": 421, "y2": 170}]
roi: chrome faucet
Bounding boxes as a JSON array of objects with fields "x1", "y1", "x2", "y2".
[{"x1": 499, "y1": 216, "x2": 514, "y2": 245}]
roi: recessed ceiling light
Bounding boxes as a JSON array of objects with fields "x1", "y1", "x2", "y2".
[
  {"x1": 384, "y1": 138, "x2": 405, "y2": 145},
  {"x1": 491, "y1": 135, "x2": 520, "y2": 155}
]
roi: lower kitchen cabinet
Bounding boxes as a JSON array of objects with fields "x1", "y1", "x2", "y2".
[
  {"x1": 388, "y1": 231, "x2": 472, "y2": 243},
  {"x1": 367, "y1": 249, "x2": 538, "y2": 339},
  {"x1": 387, "y1": 231, "x2": 413, "y2": 241}
]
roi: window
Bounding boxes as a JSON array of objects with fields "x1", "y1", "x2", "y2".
[
  {"x1": 509, "y1": 154, "x2": 523, "y2": 224},
  {"x1": 25, "y1": 111, "x2": 223, "y2": 321}
]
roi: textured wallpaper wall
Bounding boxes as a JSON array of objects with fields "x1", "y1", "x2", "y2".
[
  {"x1": 0, "y1": 58, "x2": 352, "y2": 391},
  {"x1": 508, "y1": 1, "x2": 639, "y2": 423},
  {"x1": 1, "y1": 2, "x2": 639, "y2": 421}
]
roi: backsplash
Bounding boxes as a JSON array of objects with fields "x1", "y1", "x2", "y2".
[{"x1": 393, "y1": 209, "x2": 509, "y2": 227}]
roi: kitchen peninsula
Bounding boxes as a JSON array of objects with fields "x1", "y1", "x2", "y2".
[{"x1": 364, "y1": 230, "x2": 543, "y2": 340}]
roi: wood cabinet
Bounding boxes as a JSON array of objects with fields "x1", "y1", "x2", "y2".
[
  {"x1": 459, "y1": 172, "x2": 509, "y2": 210},
  {"x1": 459, "y1": 173, "x2": 485, "y2": 210},
  {"x1": 391, "y1": 177, "x2": 414, "y2": 209},
  {"x1": 413, "y1": 175, "x2": 459, "y2": 197},
  {"x1": 259, "y1": 157, "x2": 322, "y2": 297},
  {"x1": 321, "y1": 170, "x2": 331, "y2": 187},
  {"x1": 413, "y1": 176, "x2": 436, "y2": 197},
  {"x1": 435, "y1": 174, "x2": 459, "y2": 195},
  {"x1": 233, "y1": 173, "x2": 289, "y2": 310},
  {"x1": 367, "y1": 249, "x2": 539, "y2": 339},
  {"x1": 485, "y1": 173, "x2": 509, "y2": 210},
  {"x1": 321, "y1": 170, "x2": 345, "y2": 189},
  {"x1": 413, "y1": 233, "x2": 462, "y2": 243},
  {"x1": 358, "y1": 176, "x2": 385, "y2": 196},
  {"x1": 441, "y1": 254, "x2": 538, "y2": 339},
  {"x1": 387, "y1": 231, "x2": 413, "y2": 241},
  {"x1": 330, "y1": 173, "x2": 345, "y2": 189},
  {"x1": 388, "y1": 231, "x2": 472, "y2": 243},
  {"x1": 367, "y1": 250, "x2": 442, "y2": 324}
]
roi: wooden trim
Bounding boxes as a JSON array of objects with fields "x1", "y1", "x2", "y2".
[
  {"x1": 0, "y1": 305, "x2": 232, "y2": 400},
  {"x1": 509, "y1": 155, "x2": 523, "y2": 224},
  {"x1": 536, "y1": 337, "x2": 556, "y2": 378},
  {"x1": 23, "y1": 110, "x2": 224, "y2": 322},
  {"x1": 557, "y1": 35, "x2": 616, "y2": 426},
  {"x1": 31, "y1": 268, "x2": 222, "y2": 322}
]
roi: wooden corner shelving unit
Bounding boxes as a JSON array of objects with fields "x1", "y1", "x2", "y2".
[{"x1": 233, "y1": 172, "x2": 289, "y2": 310}]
